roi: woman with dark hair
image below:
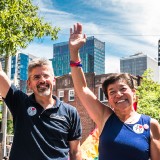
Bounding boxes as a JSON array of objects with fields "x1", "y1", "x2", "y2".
[{"x1": 69, "y1": 22, "x2": 160, "y2": 160}]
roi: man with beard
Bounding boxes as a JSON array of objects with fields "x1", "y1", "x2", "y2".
[{"x1": 0, "y1": 58, "x2": 82, "y2": 160}]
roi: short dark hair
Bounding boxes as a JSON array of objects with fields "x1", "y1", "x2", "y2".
[{"x1": 102, "y1": 73, "x2": 134, "y2": 99}]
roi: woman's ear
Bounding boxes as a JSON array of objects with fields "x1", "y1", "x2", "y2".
[
  {"x1": 132, "y1": 88, "x2": 136, "y2": 93},
  {"x1": 132, "y1": 88, "x2": 137, "y2": 99}
]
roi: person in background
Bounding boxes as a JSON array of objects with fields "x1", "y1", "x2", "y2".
[
  {"x1": 69, "y1": 22, "x2": 160, "y2": 160},
  {"x1": 0, "y1": 58, "x2": 82, "y2": 160}
]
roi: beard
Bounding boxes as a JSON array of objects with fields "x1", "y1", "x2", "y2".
[{"x1": 36, "y1": 83, "x2": 51, "y2": 96}]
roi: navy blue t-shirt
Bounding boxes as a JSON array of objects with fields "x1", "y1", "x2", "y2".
[
  {"x1": 4, "y1": 85, "x2": 82, "y2": 160},
  {"x1": 99, "y1": 113, "x2": 150, "y2": 160}
]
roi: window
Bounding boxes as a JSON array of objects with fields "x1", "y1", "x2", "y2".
[
  {"x1": 69, "y1": 90, "x2": 74, "y2": 101},
  {"x1": 59, "y1": 91, "x2": 64, "y2": 101},
  {"x1": 98, "y1": 87, "x2": 107, "y2": 102}
]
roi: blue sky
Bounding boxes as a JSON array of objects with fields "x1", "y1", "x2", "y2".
[{"x1": 22, "y1": 0, "x2": 160, "y2": 73}]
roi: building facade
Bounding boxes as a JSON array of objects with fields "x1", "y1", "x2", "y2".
[
  {"x1": 0, "y1": 57, "x2": 5, "y2": 70},
  {"x1": 52, "y1": 36, "x2": 105, "y2": 76},
  {"x1": 10, "y1": 53, "x2": 37, "y2": 93},
  {"x1": 0, "y1": 53, "x2": 37, "y2": 93},
  {"x1": 120, "y1": 53, "x2": 159, "y2": 82},
  {"x1": 53, "y1": 73, "x2": 139, "y2": 143},
  {"x1": 53, "y1": 73, "x2": 107, "y2": 143},
  {"x1": 11, "y1": 53, "x2": 29, "y2": 93}
]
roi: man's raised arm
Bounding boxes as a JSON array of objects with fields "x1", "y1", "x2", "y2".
[{"x1": 0, "y1": 62, "x2": 11, "y2": 98}]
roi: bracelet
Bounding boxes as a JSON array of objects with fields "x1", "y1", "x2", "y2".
[{"x1": 70, "y1": 60, "x2": 82, "y2": 67}]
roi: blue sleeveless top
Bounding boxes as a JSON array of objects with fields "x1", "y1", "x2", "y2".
[{"x1": 99, "y1": 113, "x2": 150, "y2": 160}]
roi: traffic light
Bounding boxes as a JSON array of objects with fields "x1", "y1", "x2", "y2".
[{"x1": 158, "y1": 39, "x2": 160, "y2": 66}]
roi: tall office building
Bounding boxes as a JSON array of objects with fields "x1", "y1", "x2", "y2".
[
  {"x1": 52, "y1": 36, "x2": 105, "y2": 76},
  {"x1": 120, "y1": 53, "x2": 159, "y2": 82},
  {"x1": 0, "y1": 57, "x2": 12, "y2": 80},
  {"x1": 0, "y1": 57, "x2": 8, "y2": 112},
  {"x1": 11, "y1": 53, "x2": 29, "y2": 93},
  {"x1": 10, "y1": 53, "x2": 37, "y2": 93},
  {"x1": 0, "y1": 57, "x2": 6, "y2": 70}
]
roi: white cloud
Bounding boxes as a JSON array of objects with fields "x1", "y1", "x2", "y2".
[
  {"x1": 20, "y1": 43, "x2": 53, "y2": 59},
  {"x1": 81, "y1": 0, "x2": 160, "y2": 57},
  {"x1": 34, "y1": 0, "x2": 80, "y2": 30},
  {"x1": 82, "y1": 22, "x2": 157, "y2": 58},
  {"x1": 40, "y1": 8, "x2": 71, "y2": 16},
  {"x1": 28, "y1": 0, "x2": 159, "y2": 61},
  {"x1": 105, "y1": 56, "x2": 120, "y2": 73}
]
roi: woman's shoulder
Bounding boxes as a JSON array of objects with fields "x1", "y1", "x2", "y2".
[
  {"x1": 150, "y1": 117, "x2": 160, "y2": 141},
  {"x1": 150, "y1": 118, "x2": 160, "y2": 128},
  {"x1": 140, "y1": 114, "x2": 151, "y2": 121}
]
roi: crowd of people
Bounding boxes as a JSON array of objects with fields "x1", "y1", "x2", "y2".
[{"x1": 0, "y1": 22, "x2": 159, "y2": 160}]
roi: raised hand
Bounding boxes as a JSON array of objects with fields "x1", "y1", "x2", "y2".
[{"x1": 69, "y1": 23, "x2": 86, "y2": 53}]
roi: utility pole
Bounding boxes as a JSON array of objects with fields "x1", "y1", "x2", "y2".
[
  {"x1": 1, "y1": 57, "x2": 10, "y2": 158},
  {"x1": 1, "y1": 103, "x2": 7, "y2": 158}
]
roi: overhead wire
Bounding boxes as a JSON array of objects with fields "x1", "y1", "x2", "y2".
[{"x1": 58, "y1": 33, "x2": 160, "y2": 37}]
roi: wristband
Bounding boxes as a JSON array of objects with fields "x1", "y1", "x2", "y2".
[{"x1": 70, "y1": 60, "x2": 82, "y2": 67}]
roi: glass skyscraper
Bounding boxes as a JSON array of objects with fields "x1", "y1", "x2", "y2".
[
  {"x1": 120, "y1": 53, "x2": 159, "y2": 82},
  {"x1": 52, "y1": 36, "x2": 105, "y2": 76},
  {"x1": 10, "y1": 53, "x2": 37, "y2": 93},
  {"x1": 11, "y1": 53, "x2": 29, "y2": 93}
]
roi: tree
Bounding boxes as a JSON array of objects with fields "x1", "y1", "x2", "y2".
[
  {"x1": 0, "y1": 0, "x2": 60, "y2": 69},
  {"x1": 0, "y1": 0, "x2": 60, "y2": 157},
  {"x1": 136, "y1": 69, "x2": 160, "y2": 122}
]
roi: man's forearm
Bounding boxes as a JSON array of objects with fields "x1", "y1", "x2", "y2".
[
  {"x1": 0, "y1": 70, "x2": 11, "y2": 98},
  {"x1": 70, "y1": 151, "x2": 82, "y2": 160}
]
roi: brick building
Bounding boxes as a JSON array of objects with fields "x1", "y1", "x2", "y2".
[
  {"x1": 53, "y1": 73, "x2": 139, "y2": 143},
  {"x1": 54, "y1": 73, "x2": 95, "y2": 143}
]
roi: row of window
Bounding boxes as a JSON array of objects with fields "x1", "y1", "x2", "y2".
[
  {"x1": 59, "y1": 90, "x2": 74, "y2": 101},
  {"x1": 58, "y1": 87, "x2": 107, "y2": 102}
]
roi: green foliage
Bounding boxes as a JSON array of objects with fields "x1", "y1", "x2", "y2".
[
  {"x1": 0, "y1": 0, "x2": 60, "y2": 135},
  {"x1": 7, "y1": 119, "x2": 13, "y2": 134},
  {"x1": 0, "y1": 0, "x2": 60, "y2": 57},
  {"x1": 136, "y1": 69, "x2": 160, "y2": 122}
]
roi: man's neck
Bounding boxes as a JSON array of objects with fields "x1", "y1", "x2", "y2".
[{"x1": 35, "y1": 95, "x2": 56, "y2": 109}]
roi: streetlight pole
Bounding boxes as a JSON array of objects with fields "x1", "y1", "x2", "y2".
[
  {"x1": 1, "y1": 56, "x2": 10, "y2": 158},
  {"x1": 1, "y1": 103, "x2": 7, "y2": 158}
]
